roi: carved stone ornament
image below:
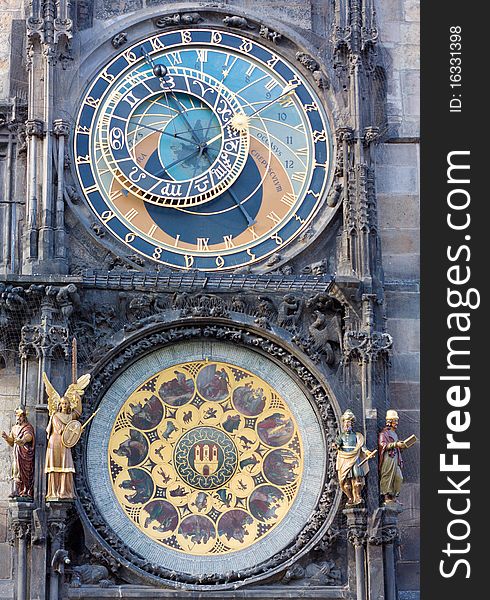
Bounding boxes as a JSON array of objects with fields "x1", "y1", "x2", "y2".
[
  {"x1": 363, "y1": 126, "x2": 380, "y2": 146},
  {"x1": 222, "y1": 16, "x2": 255, "y2": 30},
  {"x1": 343, "y1": 331, "x2": 393, "y2": 364},
  {"x1": 154, "y1": 13, "x2": 203, "y2": 29},
  {"x1": 53, "y1": 119, "x2": 70, "y2": 138},
  {"x1": 111, "y1": 32, "x2": 127, "y2": 49},
  {"x1": 11, "y1": 521, "x2": 31, "y2": 541},
  {"x1": 368, "y1": 507, "x2": 400, "y2": 545},
  {"x1": 259, "y1": 25, "x2": 282, "y2": 44},
  {"x1": 25, "y1": 119, "x2": 44, "y2": 138},
  {"x1": 344, "y1": 507, "x2": 368, "y2": 547},
  {"x1": 20, "y1": 324, "x2": 70, "y2": 359},
  {"x1": 75, "y1": 322, "x2": 342, "y2": 589}
]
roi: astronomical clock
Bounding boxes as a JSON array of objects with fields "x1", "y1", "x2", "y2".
[
  {"x1": 83, "y1": 341, "x2": 330, "y2": 584},
  {"x1": 74, "y1": 27, "x2": 334, "y2": 271},
  {"x1": 3, "y1": 1, "x2": 397, "y2": 598},
  {"x1": 67, "y1": 12, "x2": 344, "y2": 593}
]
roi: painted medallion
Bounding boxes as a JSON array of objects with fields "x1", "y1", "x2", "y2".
[{"x1": 108, "y1": 360, "x2": 303, "y2": 555}]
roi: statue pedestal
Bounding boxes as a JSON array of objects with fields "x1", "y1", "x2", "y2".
[
  {"x1": 344, "y1": 507, "x2": 368, "y2": 600},
  {"x1": 9, "y1": 500, "x2": 34, "y2": 600},
  {"x1": 47, "y1": 501, "x2": 74, "y2": 600},
  {"x1": 368, "y1": 505, "x2": 403, "y2": 600}
]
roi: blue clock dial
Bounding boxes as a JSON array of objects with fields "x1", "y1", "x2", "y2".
[{"x1": 74, "y1": 29, "x2": 335, "y2": 271}]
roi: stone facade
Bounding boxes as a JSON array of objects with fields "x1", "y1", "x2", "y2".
[{"x1": 0, "y1": 1, "x2": 419, "y2": 599}]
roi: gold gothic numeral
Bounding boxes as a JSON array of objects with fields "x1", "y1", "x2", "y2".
[
  {"x1": 304, "y1": 101, "x2": 319, "y2": 112},
  {"x1": 267, "y1": 211, "x2": 281, "y2": 225},
  {"x1": 181, "y1": 30, "x2": 192, "y2": 44},
  {"x1": 101, "y1": 210, "x2": 116, "y2": 222},
  {"x1": 313, "y1": 130, "x2": 327, "y2": 142},
  {"x1": 280, "y1": 193, "x2": 297, "y2": 207},
  {"x1": 240, "y1": 39, "x2": 253, "y2": 53},
  {"x1": 124, "y1": 208, "x2": 138, "y2": 222},
  {"x1": 223, "y1": 235, "x2": 235, "y2": 249},
  {"x1": 267, "y1": 55, "x2": 279, "y2": 68},
  {"x1": 197, "y1": 238, "x2": 210, "y2": 251},
  {"x1": 149, "y1": 37, "x2": 165, "y2": 51}
]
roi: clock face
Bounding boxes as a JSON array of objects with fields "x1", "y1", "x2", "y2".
[
  {"x1": 85, "y1": 341, "x2": 327, "y2": 577},
  {"x1": 74, "y1": 29, "x2": 333, "y2": 270},
  {"x1": 107, "y1": 360, "x2": 303, "y2": 555}
]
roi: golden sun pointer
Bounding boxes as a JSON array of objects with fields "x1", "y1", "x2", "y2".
[{"x1": 230, "y1": 113, "x2": 250, "y2": 133}]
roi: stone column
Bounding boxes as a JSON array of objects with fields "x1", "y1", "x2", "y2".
[
  {"x1": 24, "y1": 119, "x2": 44, "y2": 265},
  {"x1": 9, "y1": 500, "x2": 34, "y2": 600},
  {"x1": 368, "y1": 506, "x2": 401, "y2": 600},
  {"x1": 47, "y1": 501, "x2": 72, "y2": 600},
  {"x1": 1, "y1": 120, "x2": 15, "y2": 273},
  {"x1": 345, "y1": 507, "x2": 368, "y2": 600},
  {"x1": 18, "y1": 289, "x2": 70, "y2": 600},
  {"x1": 53, "y1": 119, "x2": 69, "y2": 264}
]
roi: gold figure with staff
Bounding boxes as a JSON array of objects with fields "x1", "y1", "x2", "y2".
[{"x1": 43, "y1": 339, "x2": 95, "y2": 500}]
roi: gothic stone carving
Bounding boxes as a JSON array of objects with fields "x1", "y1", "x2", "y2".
[
  {"x1": 259, "y1": 25, "x2": 282, "y2": 44},
  {"x1": 154, "y1": 13, "x2": 203, "y2": 28},
  {"x1": 222, "y1": 16, "x2": 255, "y2": 30},
  {"x1": 111, "y1": 32, "x2": 127, "y2": 49},
  {"x1": 281, "y1": 560, "x2": 342, "y2": 586}
]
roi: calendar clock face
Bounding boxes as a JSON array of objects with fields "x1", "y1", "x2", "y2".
[
  {"x1": 85, "y1": 341, "x2": 327, "y2": 577},
  {"x1": 74, "y1": 29, "x2": 333, "y2": 270}
]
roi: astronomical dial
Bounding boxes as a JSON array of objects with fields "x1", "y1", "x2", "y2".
[{"x1": 75, "y1": 28, "x2": 334, "y2": 270}]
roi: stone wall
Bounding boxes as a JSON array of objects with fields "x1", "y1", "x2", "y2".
[
  {"x1": 0, "y1": 0, "x2": 24, "y2": 102},
  {"x1": 375, "y1": 0, "x2": 420, "y2": 596},
  {"x1": 1, "y1": 3, "x2": 24, "y2": 594}
]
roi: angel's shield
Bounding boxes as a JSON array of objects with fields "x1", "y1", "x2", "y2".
[{"x1": 62, "y1": 419, "x2": 82, "y2": 448}]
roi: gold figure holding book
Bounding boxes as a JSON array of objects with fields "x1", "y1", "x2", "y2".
[{"x1": 378, "y1": 410, "x2": 418, "y2": 505}]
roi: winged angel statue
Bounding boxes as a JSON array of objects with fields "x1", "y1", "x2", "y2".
[{"x1": 42, "y1": 373, "x2": 91, "y2": 500}]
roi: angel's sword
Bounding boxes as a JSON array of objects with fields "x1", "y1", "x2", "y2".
[
  {"x1": 72, "y1": 337, "x2": 78, "y2": 384},
  {"x1": 80, "y1": 408, "x2": 100, "y2": 432}
]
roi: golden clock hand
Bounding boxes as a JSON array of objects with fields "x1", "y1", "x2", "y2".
[
  {"x1": 247, "y1": 84, "x2": 298, "y2": 118},
  {"x1": 198, "y1": 144, "x2": 256, "y2": 227},
  {"x1": 128, "y1": 119, "x2": 195, "y2": 143},
  {"x1": 173, "y1": 85, "x2": 298, "y2": 138}
]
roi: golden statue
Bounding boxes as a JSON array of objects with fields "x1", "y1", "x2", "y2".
[
  {"x1": 334, "y1": 410, "x2": 376, "y2": 506},
  {"x1": 378, "y1": 409, "x2": 417, "y2": 505},
  {"x1": 42, "y1": 372, "x2": 91, "y2": 500}
]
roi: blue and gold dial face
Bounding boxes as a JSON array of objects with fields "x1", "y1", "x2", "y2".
[{"x1": 75, "y1": 29, "x2": 334, "y2": 270}]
